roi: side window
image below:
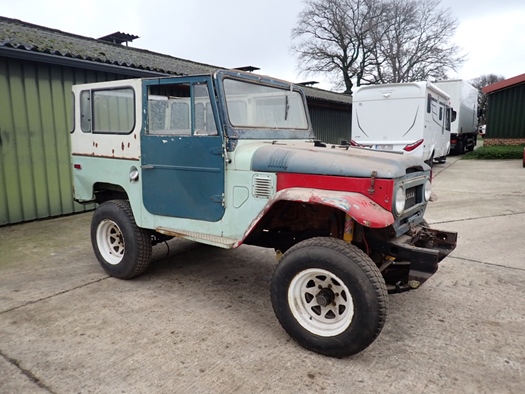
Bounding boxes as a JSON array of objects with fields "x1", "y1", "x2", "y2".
[
  {"x1": 147, "y1": 81, "x2": 218, "y2": 136},
  {"x1": 70, "y1": 92, "x2": 75, "y2": 133},
  {"x1": 439, "y1": 105, "x2": 443, "y2": 121},
  {"x1": 93, "y1": 88, "x2": 135, "y2": 133},
  {"x1": 445, "y1": 108, "x2": 451, "y2": 131},
  {"x1": 430, "y1": 96, "x2": 439, "y2": 123},
  {"x1": 194, "y1": 83, "x2": 217, "y2": 135},
  {"x1": 80, "y1": 90, "x2": 91, "y2": 132},
  {"x1": 170, "y1": 100, "x2": 190, "y2": 130},
  {"x1": 427, "y1": 93, "x2": 432, "y2": 113}
]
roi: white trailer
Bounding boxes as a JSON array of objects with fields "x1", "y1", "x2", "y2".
[
  {"x1": 351, "y1": 81, "x2": 453, "y2": 165},
  {"x1": 433, "y1": 79, "x2": 478, "y2": 154}
]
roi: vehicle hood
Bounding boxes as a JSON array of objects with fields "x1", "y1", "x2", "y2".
[{"x1": 249, "y1": 141, "x2": 427, "y2": 178}]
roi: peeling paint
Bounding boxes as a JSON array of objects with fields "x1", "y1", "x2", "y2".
[{"x1": 235, "y1": 187, "x2": 394, "y2": 247}]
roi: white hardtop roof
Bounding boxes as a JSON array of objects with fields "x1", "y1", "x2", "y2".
[{"x1": 354, "y1": 81, "x2": 450, "y2": 100}]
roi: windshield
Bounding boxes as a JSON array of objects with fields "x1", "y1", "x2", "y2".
[{"x1": 223, "y1": 78, "x2": 308, "y2": 130}]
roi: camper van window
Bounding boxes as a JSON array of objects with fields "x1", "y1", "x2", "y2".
[
  {"x1": 445, "y1": 108, "x2": 451, "y2": 131},
  {"x1": 439, "y1": 106, "x2": 443, "y2": 121},
  {"x1": 427, "y1": 94, "x2": 432, "y2": 113}
]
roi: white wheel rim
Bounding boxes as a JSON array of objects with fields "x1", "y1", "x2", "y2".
[
  {"x1": 96, "y1": 219, "x2": 125, "y2": 265},
  {"x1": 288, "y1": 268, "x2": 354, "y2": 337}
]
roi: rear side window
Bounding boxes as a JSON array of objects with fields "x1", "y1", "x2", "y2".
[
  {"x1": 80, "y1": 88, "x2": 135, "y2": 133},
  {"x1": 80, "y1": 90, "x2": 91, "y2": 132}
]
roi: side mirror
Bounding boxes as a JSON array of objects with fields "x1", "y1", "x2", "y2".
[{"x1": 451, "y1": 110, "x2": 457, "y2": 122}]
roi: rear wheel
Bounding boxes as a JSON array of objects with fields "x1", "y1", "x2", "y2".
[
  {"x1": 425, "y1": 153, "x2": 434, "y2": 168},
  {"x1": 270, "y1": 237, "x2": 388, "y2": 357},
  {"x1": 91, "y1": 200, "x2": 152, "y2": 279},
  {"x1": 455, "y1": 138, "x2": 465, "y2": 155},
  {"x1": 467, "y1": 138, "x2": 475, "y2": 152}
]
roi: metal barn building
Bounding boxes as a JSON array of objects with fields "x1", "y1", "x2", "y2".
[
  {"x1": 0, "y1": 17, "x2": 351, "y2": 225},
  {"x1": 482, "y1": 73, "x2": 525, "y2": 146}
]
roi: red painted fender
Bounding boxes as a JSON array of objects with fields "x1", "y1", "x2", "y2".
[{"x1": 234, "y1": 187, "x2": 394, "y2": 248}]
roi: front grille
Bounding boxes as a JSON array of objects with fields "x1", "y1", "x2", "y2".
[
  {"x1": 404, "y1": 185, "x2": 422, "y2": 210},
  {"x1": 393, "y1": 174, "x2": 429, "y2": 237}
]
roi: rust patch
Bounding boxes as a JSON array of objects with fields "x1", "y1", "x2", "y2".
[
  {"x1": 71, "y1": 153, "x2": 140, "y2": 160},
  {"x1": 235, "y1": 187, "x2": 394, "y2": 247}
]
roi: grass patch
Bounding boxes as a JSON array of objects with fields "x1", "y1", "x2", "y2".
[{"x1": 463, "y1": 144, "x2": 525, "y2": 160}]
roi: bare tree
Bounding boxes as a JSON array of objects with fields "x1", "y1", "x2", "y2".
[
  {"x1": 291, "y1": 0, "x2": 384, "y2": 94},
  {"x1": 470, "y1": 74, "x2": 505, "y2": 124},
  {"x1": 366, "y1": 0, "x2": 465, "y2": 84},
  {"x1": 292, "y1": 0, "x2": 464, "y2": 93}
]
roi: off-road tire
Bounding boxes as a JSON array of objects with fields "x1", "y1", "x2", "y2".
[
  {"x1": 91, "y1": 200, "x2": 152, "y2": 279},
  {"x1": 270, "y1": 237, "x2": 388, "y2": 357}
]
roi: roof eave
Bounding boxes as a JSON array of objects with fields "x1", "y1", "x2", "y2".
[
  {"x1": 0, "y1": 46, "x2": 171, "y2": 77},
  {"x1": 483, "y1": 73, "x2": 525, "y2": 94}
]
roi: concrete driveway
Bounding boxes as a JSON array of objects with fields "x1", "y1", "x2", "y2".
[{"x1": 1, "y1": 158, "x2": 524, "y2": 394}]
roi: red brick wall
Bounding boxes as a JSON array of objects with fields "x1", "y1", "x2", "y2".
[{"x1": 483, "y1": 138, "x2": 525, "y2": 146}]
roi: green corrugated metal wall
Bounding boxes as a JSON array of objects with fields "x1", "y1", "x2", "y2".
[
  {"x1": 308, "y1": 104, "x2": 352, "y2": 144},
  {"x1": 0, "y1": 56, "x2": 352, "y2": 226},
  {"x1": 486, "y1": 83, "x2": 525, "y2": 139},
  {"x1": 0, "y1": 57, "x2": 124, "y2": 225}
]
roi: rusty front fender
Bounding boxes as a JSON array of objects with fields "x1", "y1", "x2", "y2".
[{"x1": 234, "y1": 187, "x2": 394, "y2": 248}]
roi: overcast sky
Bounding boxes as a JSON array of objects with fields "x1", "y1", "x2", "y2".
[{"x1": 1, "y1": 0, "x2": 524, "y2": 90}]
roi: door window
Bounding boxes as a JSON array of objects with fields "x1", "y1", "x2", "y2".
[{"x1": 148, "y1": 82, "x2": 218, "y2": 136}]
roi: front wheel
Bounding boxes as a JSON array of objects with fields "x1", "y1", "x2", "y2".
[
  {"x1": 91, "y1": 200, "x2": 152, "y2": 279},
  {"x1": 270, "y1": 237, "x2": 388, "y2": 357}
]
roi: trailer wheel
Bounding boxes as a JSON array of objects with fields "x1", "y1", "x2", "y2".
[
  {"x1": 91, "y1": 200, "x2": 152, "y2": 279},
  {"x1": 425, "y1": 153, "x2": 434, "y2": 168},
  {"x1": 455, "y1": 139, "x2": 465, "y2": 155},
  {"x1": 270, "y1": 237, "x2": 388, "y2": 357}
]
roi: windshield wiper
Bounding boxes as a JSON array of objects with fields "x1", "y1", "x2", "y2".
[{"x1": 285, "y1": 95, "x2": 290, "y2": 121}]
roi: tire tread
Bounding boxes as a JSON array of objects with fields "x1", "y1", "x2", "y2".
[{"x1": 272, "y1": 237, "x2": 388, "y2": 357}]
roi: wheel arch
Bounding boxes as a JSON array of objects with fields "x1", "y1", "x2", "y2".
[
  {"x1": 238, "y1": 188, "x2": 394, "y2": 249},
  {"x1": 93, "y1": 182, "x2": 129, "y2": 204}
]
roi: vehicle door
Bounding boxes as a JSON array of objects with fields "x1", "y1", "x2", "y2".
[{"x1": 141, "y1": 76, "x2": 225, "y2": 222}]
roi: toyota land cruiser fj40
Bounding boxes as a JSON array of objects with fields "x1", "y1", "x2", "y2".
[{"x1": 70, "y1": 70, "x2": 457, "y2": 357}]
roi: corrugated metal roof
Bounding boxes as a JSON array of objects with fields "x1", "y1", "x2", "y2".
[
  {"x1": 483, "y1": 73, "x2": 525, "y2": 94},
  {"x1": 0, "y1": 16, "x2": 351, "y2": 105},
  {"x1": 0, "y1": 16, "x2": 218, "y2": 76}
]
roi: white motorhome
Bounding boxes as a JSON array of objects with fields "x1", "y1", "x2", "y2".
[
  {"x1": 351, "y1": 81, "x2": 453, "y2": 165},
  {"x1": 433, "y1": 79, "x2": 478, "y2": 154}
]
